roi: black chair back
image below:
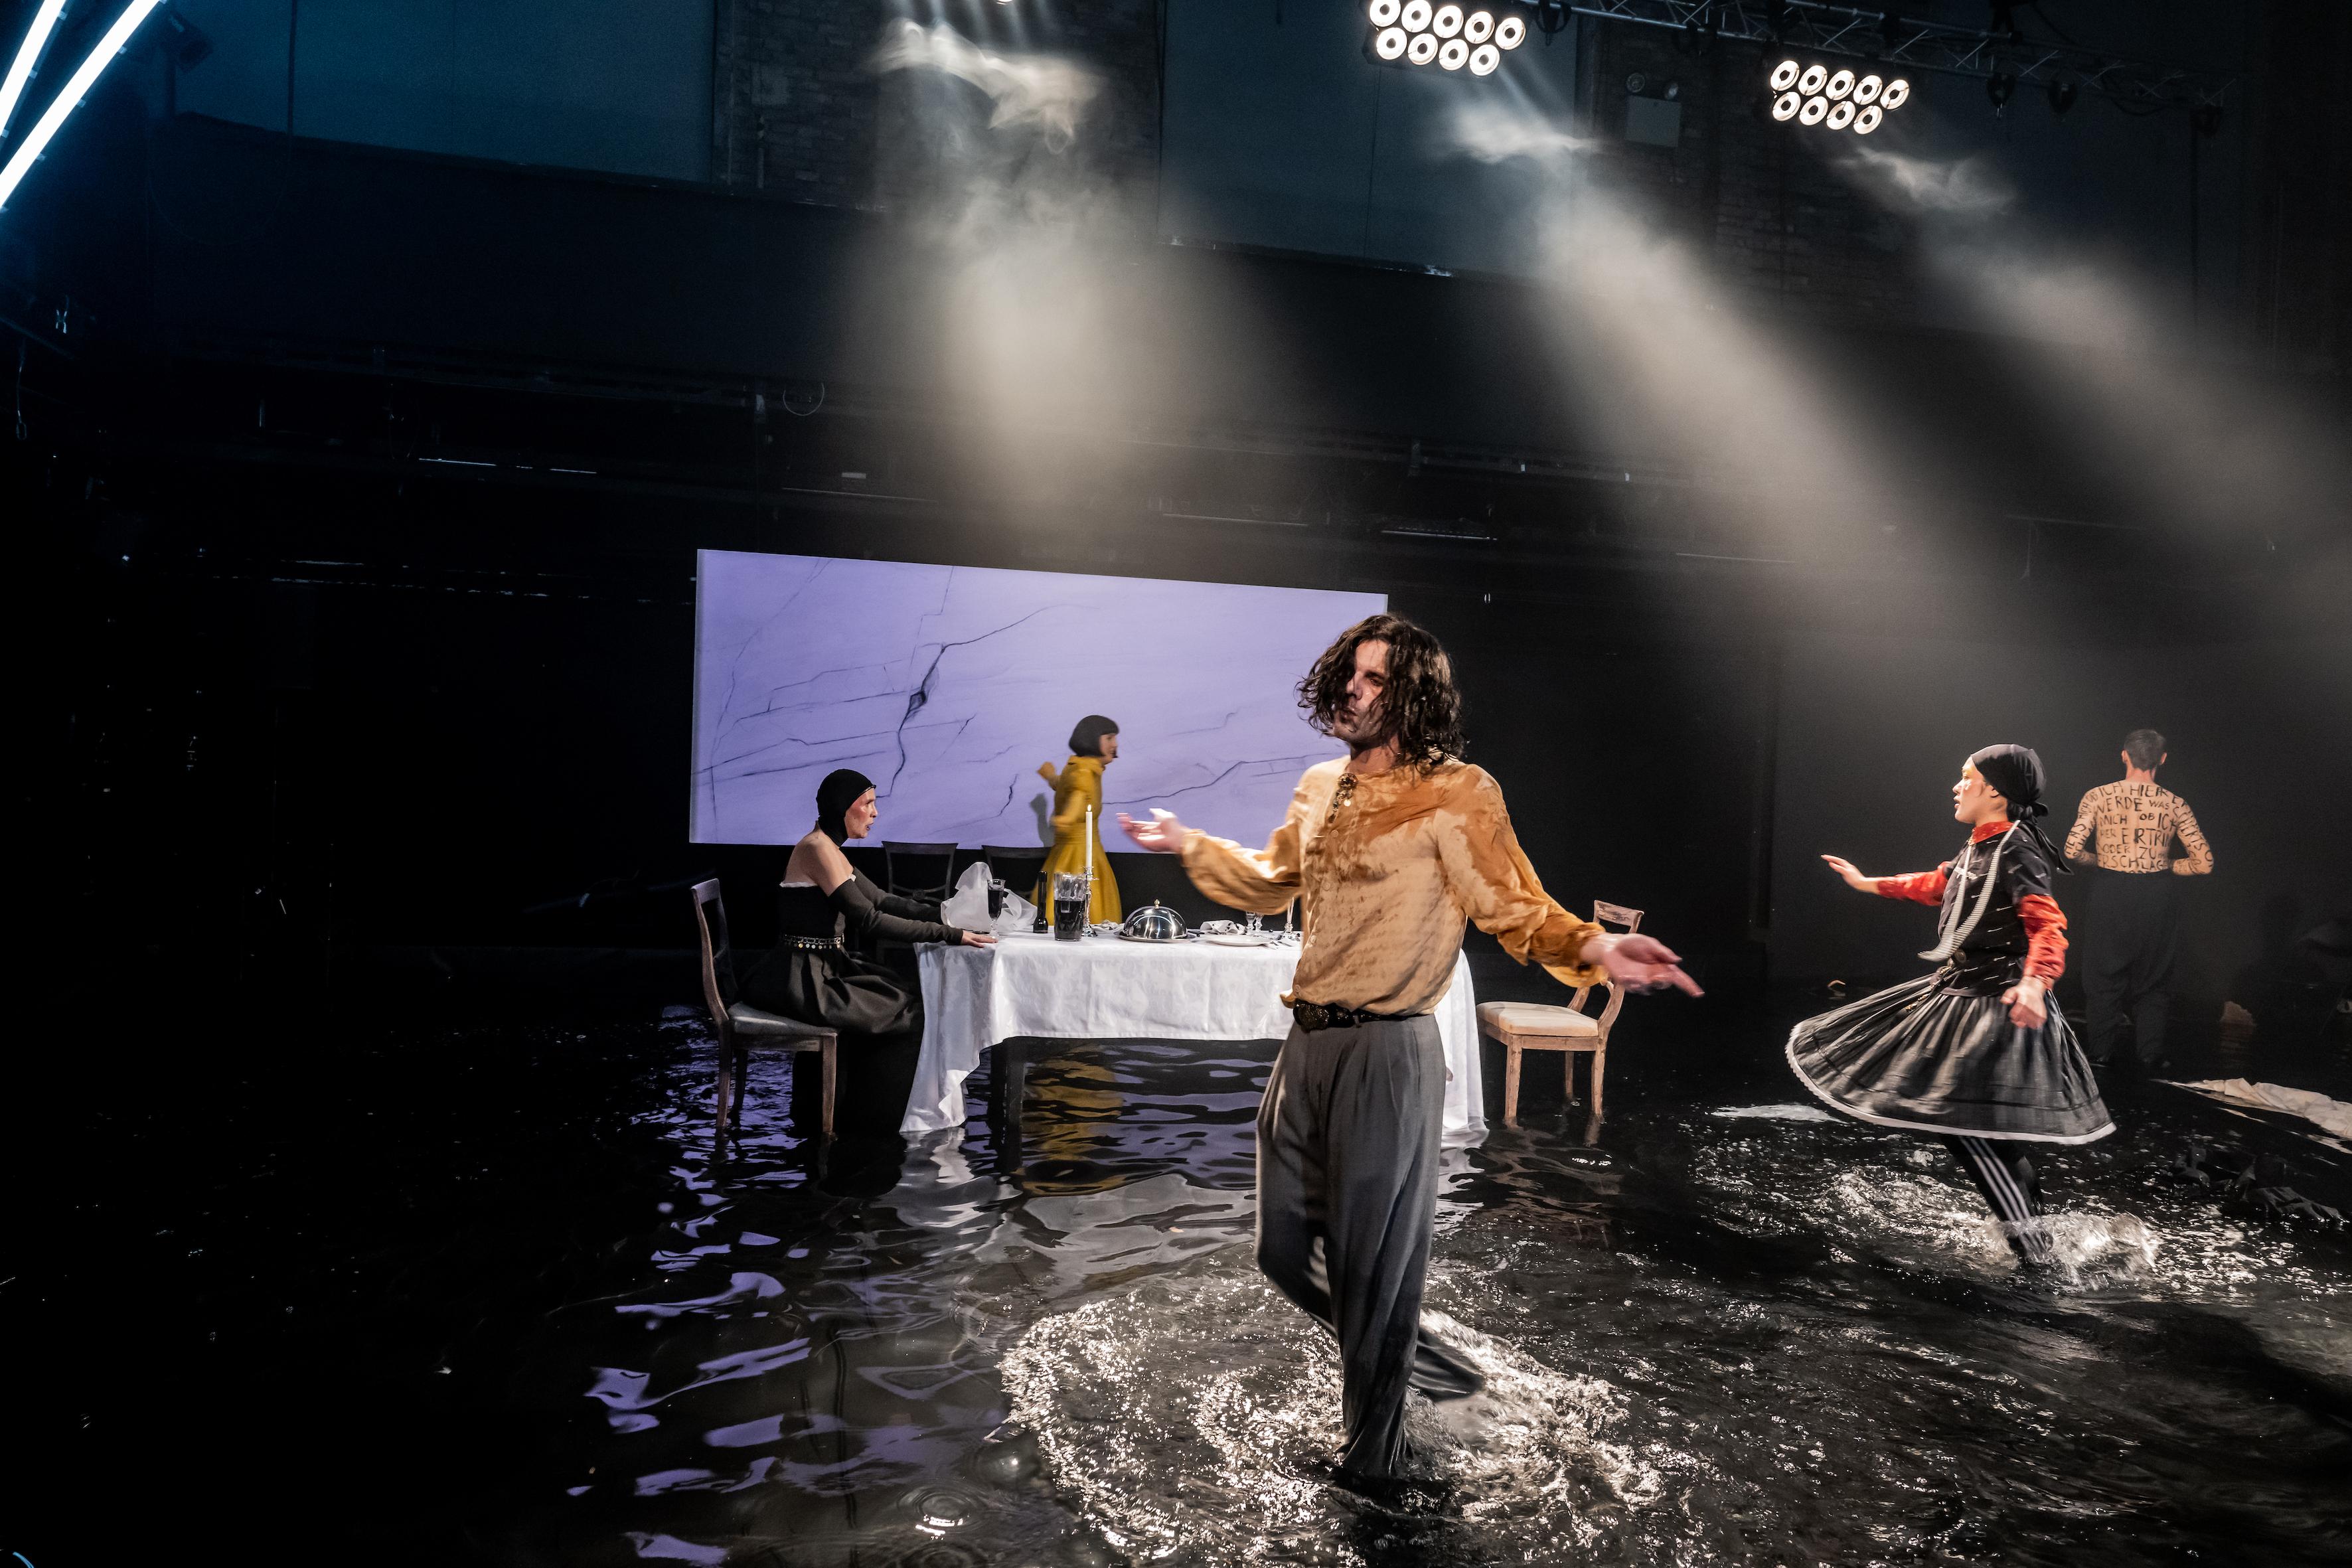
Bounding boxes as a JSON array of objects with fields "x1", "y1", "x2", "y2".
[
  {"x1": 690, "y1": 879, "x2": 740, "y2": 1015},
  {"x1": 980, "y1": 844, "x2": 1049, "y2": 900},
  {"x1": 882, "y1": 840, "x2": 958, "y2": 904}
]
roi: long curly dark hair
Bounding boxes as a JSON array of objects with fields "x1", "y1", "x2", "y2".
[{"x1": 1297, "y1": 613, "x2": 1464, "y2": 769}]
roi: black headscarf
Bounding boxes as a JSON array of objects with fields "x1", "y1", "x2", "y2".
[
  {"x1": 1968, "y1": 743, "x2": 2071, "y2": 872},
  {"x1": 815, "y1": 769, "x2": 875, "y2": 845},
  {"x1": 1068, "y1": 715, "x2": 1119, "y2": 758}
]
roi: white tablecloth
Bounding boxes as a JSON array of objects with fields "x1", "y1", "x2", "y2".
[{"x1": 907, "y1": 934, "x2": 1484, "y2": 1138}]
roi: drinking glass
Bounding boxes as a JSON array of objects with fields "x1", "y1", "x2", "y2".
[{"x1": 1053, "y1": 873, "x2": 1091, "y2": 942}]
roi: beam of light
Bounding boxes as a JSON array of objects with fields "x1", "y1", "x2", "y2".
[
  {"x1": 1444, "y1": 102, "x2": 1978, "y2": 591},
  {"x1": 0, "y1": 0, "x2": 71, "y2": 145},
  {"x1": 0, "y1": 0, "x2": 165, "y2": 212},
  {"x1": 1831, "y1": 143, "x2": 2352, "y2": 564},
  {"x1": 866, "y1": 19, "x2": 1270, "y2": 513}
]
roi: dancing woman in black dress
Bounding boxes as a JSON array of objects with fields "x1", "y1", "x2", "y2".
[
  {"x1": 1790, "y1": 745, "x2": 2112, "y2": 1264},
  {"x1": 739, "y1": 769, "x2": 994, "y2": 1043}
]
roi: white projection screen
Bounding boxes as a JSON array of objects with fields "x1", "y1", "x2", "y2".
[{"x1": 692, "y1": 551, "x2": 1387, "y2": 847}]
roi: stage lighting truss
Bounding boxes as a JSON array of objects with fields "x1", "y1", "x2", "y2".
[
  {"x1": 1559, "y1": 0, "x2": 2229, "y2": 115},
  {"x1": 1366, "y1": 0, "x2": 1525, "y2": 75},
  {"x1": 1766, "y1": 54, "x2": 1909, "y2": 133}
]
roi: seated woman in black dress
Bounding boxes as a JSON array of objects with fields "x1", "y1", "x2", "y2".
[{"x1": 739, "y1": 769, "x2": 994, "y2": 1042}]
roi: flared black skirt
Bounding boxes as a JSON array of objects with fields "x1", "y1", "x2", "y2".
[
  {"x1": 1787, "y1": 971, "x2": 2114, "y2": 1144},
  {"x1": 738, "y1": 947, "x2": 923, "y2": 1043}
]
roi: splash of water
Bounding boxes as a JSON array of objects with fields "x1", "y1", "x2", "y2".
[{"x1": 1001, "y1": 1265, "x2": 1666, "y2": 1566}]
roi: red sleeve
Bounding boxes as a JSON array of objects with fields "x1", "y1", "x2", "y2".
[
  {"x1": 1877, "y1": 864, "x2": 1950, "y2": 905},
  {"x1": 2018, "y1": 893, "x2": 2068, "y2": 981}
]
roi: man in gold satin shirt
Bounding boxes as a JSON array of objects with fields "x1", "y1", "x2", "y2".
[{"x1": 1123, "y1": 613, "x2": 1697, "y2": 1486}]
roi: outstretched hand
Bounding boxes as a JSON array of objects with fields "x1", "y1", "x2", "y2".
[
  {"x1": 1119, "y1": 809, "x2": 1187, "y2": 854},
  {"x1": 1821, "y1": 854, "x2": 1876, "y2": 893},
  {"x1": 1583, "y1": 933, "x2": 1704, "y2": 997}
]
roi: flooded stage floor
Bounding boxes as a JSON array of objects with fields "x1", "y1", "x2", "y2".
[{"x1": 12, "y1": 1001, "x2": 2351, "y2": 1566}]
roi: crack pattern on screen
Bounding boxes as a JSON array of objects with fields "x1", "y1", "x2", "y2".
[{"x1": 691, "y1": 552, "x2": 1383, "y2": 846}]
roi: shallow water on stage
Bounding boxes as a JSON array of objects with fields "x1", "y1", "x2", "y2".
[{"x1": 488, "y1": 1018, "x2": 2351, "y2": 1568}]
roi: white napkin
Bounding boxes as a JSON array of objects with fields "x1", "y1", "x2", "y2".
[
  {"x1": 941, "y1": 861, "x2": 994, "y2": 929},
  {"x1": 941, "y1": 859, "x2": 1040, "y2": 937}
]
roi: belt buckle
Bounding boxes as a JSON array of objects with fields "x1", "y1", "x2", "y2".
[{"x1": 1294, "y1": 1000, "x2": 1332, "y2": 1032}]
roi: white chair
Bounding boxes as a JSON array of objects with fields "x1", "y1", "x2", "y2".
[{"x1": 1477, "y1": 900, "x2": 1642, "y2": 1128}]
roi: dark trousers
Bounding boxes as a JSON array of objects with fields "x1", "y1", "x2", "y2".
[
  {"x1": 2083, "y1": 870, "x2": 2181, "y2": 1065},
  {"x1": 1943, "y1": 1135, "x2": 2050, "y2": 1264},
  {"x1": 1255, "y1": 1014, "x2": 1483, "y2": 1480}
]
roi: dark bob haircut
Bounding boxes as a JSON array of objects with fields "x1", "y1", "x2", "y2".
[
  {"x1": 1296, "y1": 613, "x2": 1464, "y2": 770},
  {"x1": 1069, "y1": 715, "x2": 1119, "y2": 757}
]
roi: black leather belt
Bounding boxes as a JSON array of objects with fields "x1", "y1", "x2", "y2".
[{"x1": 1291, "y1": 999, "x2": 1425, "y2": 1033}]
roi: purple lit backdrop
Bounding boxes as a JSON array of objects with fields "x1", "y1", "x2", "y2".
[{"x1": 692, "y1": 551, "x2": 1385, "y2": 846}]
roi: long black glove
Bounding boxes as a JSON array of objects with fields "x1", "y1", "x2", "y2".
[
  {"x1": 858, "y1": 871, "x2": 944, "y2": 923},
  {"x1": 829, "y1": 873, "x2": 961, "y2": 945}
]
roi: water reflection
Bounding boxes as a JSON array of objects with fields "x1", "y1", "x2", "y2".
[{"x1": 501, "y1": 1028, "x2": 2350, "y2": 1567}]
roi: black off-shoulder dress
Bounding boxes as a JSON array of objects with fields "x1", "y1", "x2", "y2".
[{"x1": 738, "y1": 871, "x2": 964, "y2": 1044}]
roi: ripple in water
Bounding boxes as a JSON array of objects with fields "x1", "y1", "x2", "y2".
[{"x1": 1002, "y1": 1264, "x2": 1666, "y2": 1566}]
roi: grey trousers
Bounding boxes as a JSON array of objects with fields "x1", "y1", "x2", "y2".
[{"x1": 1255, "y1": 1014, "x2": 1483, "y2": 1480}]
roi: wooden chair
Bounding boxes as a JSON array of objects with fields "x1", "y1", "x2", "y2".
[
  {"x1": 1477, "y1": 900, "x2": 1643, "y2": 1129},
  {"x1": 691, "y1": 880, "x2": 836, "y2": 1139}
]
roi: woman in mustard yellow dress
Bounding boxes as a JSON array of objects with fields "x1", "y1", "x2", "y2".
[{"x1": 1036, "y1": 714, "x2": 1122, "y2": 923}]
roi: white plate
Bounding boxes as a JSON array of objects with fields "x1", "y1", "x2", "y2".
[{"x1": 1204, "y1": 932, "x2": 1278, "y2": 947}]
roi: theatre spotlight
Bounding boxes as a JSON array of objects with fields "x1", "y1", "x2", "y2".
[
  {"x1": 2046, "y1": 76, "x2": 2077, "y2": 115},
  {"x1": 1763, "y1": 56, "x2": 1910, "y2": 132},
  {"x1": 1368, "y1": 0, "x2": 1519, "y2": 76},
  {"x1": 0, "y1": 0, "x2": 165, "y2": 212},
  {"x1": 1986, "y1": 70, "x2": 2015, "y2": 109}
]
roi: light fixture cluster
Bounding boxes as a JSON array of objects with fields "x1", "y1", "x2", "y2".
[
  {"x1": 1367, "y1": 0, "x2": 1526, "y2": 78},
  {"x1": 1766, "y1": 58, "x2": 1911, "y2": 134}
]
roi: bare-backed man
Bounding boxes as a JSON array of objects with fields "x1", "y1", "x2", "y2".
[{"x1": 2064, "y1": 728, "x2": 2214, "y2": 1067}]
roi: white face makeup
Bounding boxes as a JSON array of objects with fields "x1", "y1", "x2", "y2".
[{"x1": 1951, "y1": 762, "x2": 2005, "y2": 824}]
